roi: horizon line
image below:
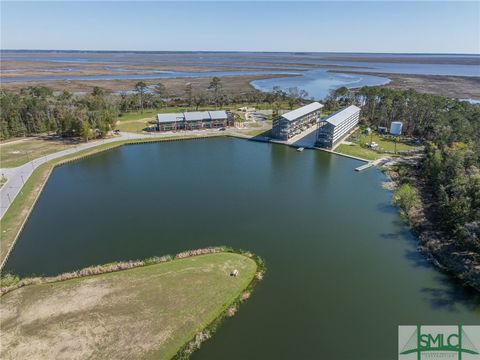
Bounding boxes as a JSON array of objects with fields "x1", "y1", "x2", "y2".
[{"x1": 1, "y1": 49, "x2": 479, "y2": 56}]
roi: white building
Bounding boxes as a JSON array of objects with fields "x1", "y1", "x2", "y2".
[
  {"x1": 272, "y1": 102, "x2": 323, "y2": 140},
  {"x1": 316, "y1": 105, "x2": 361, "y2": 148}
]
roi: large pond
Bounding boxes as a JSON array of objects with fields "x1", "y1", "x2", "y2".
[{"x1": 5, "y1": 138, "x2": 479, "y2": 359}]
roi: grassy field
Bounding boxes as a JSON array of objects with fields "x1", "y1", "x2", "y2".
[
  {"x1": 356, "y1": 133, "x2": 417, "y2": 152},
  {"x1": 0, "y1": 136, "x2": 80, "y2": 168},
  {"x1": 336, "y1": 131, "x2": 419, "y2": 161},
  {"x1": 116, "y1": 120, "x2": 151, "y2": 133},
  {"x1": 0, "y1": 252, "x2": 257, "y2": 360},
  {"x1": 335, "y1": 143, "x2": 384, "y2": 161}
]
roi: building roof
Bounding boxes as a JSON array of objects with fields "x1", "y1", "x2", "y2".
[
  {"x1": 209, "y1": 110, "x2": 228, "y2": 120},
  {"x1": 184, "y1": 111, "x2": 210, "y2": 121},
  {"x1": 281, "y1": 102, "x2": 324, "y2": 122},
  {"x1": 157, "y1": 113, "x2": 184, "y2": 124},
  {"x1": 157, "y1": 110, "x2": 229, "y2": 124},
  {"x1": 324, "y1": 105, "x2": 361, "y2": 127}
]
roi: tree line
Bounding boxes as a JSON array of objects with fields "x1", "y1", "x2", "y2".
[
  {"x1": 0, "y1": 78, "x2": 310, "y2": 140},
  {"x1": 326, "y1": 86, "x2": 480, "y2": 252}
]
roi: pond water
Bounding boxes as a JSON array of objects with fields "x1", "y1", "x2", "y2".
[{"x1": 5, "y1": 138, "x2": 479, "y2": 359}]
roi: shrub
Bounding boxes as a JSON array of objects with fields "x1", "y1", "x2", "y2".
[
  {"x1": 0, "y1": 273, "x2": 20, "y2": 287},
  {"x1": 392, "y1": 183, "x2": 420, "y2": 213}
]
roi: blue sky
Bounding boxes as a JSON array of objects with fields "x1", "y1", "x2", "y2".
[{"x1": 1, "y1": 1, "x2": 479, "y2": 53}]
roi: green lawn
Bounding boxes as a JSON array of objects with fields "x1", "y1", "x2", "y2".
[
  {"x1": 336, "y1": 131, "x2": 419, "y2": 161},
  {"x1": 356, "y1": 133, "x2": 417, "y2": 152},
  {"x1": 335, "y1": 143, "x2": 384, "y2": 161},
  {"x1": 0, "y1": 136, "x2": 79, "y2": 168},
  {"x1": 0, "y1": 252, "x2": 257, "y2": 360}
]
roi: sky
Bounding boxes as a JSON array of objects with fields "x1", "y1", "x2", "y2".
[{"x1": 1, "y1": 1, "x2": 479, "y2": 53}]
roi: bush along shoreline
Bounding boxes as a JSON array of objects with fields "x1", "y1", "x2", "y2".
[
  {"x1": 385, "y1": 161, "x2": 480, "y2": 292},
  {"x1": 0, "y1": 247, "x2": 266, "y2": 360}
]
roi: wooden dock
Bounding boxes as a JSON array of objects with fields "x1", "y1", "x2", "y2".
[
  {"x1": 355, "y1": 162, "x2": 375, "y2": 172},
  {"x1": 355, "y1": 158, "x2": 387, "y2": 172}
]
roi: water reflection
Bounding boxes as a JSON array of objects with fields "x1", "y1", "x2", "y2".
[{"x1": 422, "y1": 275, "x2": 480, "y2": 313}]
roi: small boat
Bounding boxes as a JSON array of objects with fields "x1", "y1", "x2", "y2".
[{"x1": 297, "y1": 147, "x2": 304, "y2": 152}]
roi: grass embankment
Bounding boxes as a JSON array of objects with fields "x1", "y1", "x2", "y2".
[
  {"x1": 0, "y1": 136, "x2": 79, "y2": 168},
  {"x1": 336, "y1": 130, "x2": 419, "y2": 161},
  {"x1": 1, "y1": 250, "x2": 261, "y2": 360},
  {"x1": 0, "y1": 135, "x2": 223, "y2": 268}
]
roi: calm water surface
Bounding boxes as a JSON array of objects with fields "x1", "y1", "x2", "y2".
[
  {"x1": 251, "y1": 69, "x2": 390, "y2": 99},
  {"x1": 5, "y1": 138, "x2": 480, "y2": 359}
]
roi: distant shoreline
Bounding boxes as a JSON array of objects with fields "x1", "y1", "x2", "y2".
[
  {"x1": 1, "y1": 51, "x2": 479, "y2": 99},
  {"x1": 2, "y1": 50, "x2": 479, "y2": 66},
  {"x1": 329, "y1": 70, "x2": 480, "y2": 100},
  {"x1": 2, "y1": 49, "x2": 479, "y2": 56}
]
